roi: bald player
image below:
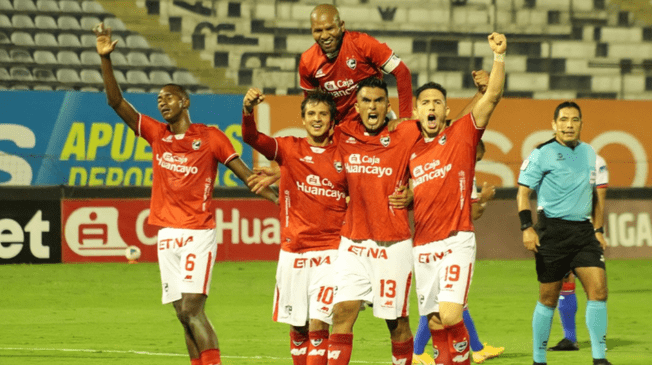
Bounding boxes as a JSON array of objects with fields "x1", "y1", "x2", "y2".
[{"x1": 299, "y1": 4, "x2": 413, "y2": 125}]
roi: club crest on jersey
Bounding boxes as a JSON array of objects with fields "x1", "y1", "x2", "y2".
[
  {"x1": 438, "y1": 135, "x2": 447, "y2": 145},
  {"x1": 453, "y1": 341, "x2": 468, "y2": 353},
  {"x1": 380, "y1": 135, "x2": 390, "y2": 147},
  {"x1": 311, "y1": 339, "x2": 323, "y2": 347},
  {"x1": 192, "y1": 139, "x2": 201, "y2": 150},
  {"x1": 432, "y1": 347, "x2": 439, "y2": 359},
  {"x1": 346, "y1": 136, "x2": 356, "y2": 144},
  {"x1": 162, "y1": 135, "x2": 173, "y2": 143},
  {"x1": 315, "y1": 68, "x2": 325, "y2": 78},
  {"x1": 346, "y1": 57, "x2": 357, "y2": 70},
  {"x1": 334, "y1": 161, "x2": 343, "y2": 173}
]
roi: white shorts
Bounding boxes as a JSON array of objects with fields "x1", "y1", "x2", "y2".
[
  {"x1": 333, "y1": 237, "x2": 413, "y2": 320},
  {"x1": 273, "y1": 249, "x2": 338, "y2": 326},
  {"x1": 157, "y1": 227, "x2": 218, "y2": 304},
  {"x1": 413, "y1": 231, "x2": 476, "y2": 316}
]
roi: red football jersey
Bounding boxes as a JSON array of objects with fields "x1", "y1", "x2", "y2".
[
  {"x1": 409, "y1": 113, "x2": 484, "y2": 246},
  {"x1": 242, "y1": 115, "x2": 347, "y2": 253},
  {"x1": 334, "y1": 119, "x2": 421, "y2": 241},
  {"x1": 299, "y1": 31, "x2": 404, "y2": 123},
  {"x1": 137, "y1": 114, "x2": 238, "y2": 229}
]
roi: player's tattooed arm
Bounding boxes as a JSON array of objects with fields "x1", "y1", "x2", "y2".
[
  {"x1": 93, "y1": 22, "x2": 139, "y2": 132},
  {"x1": 227, "y1": 158, "x2": 279, "y2": 204}
]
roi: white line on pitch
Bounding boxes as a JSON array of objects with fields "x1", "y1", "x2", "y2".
[{"x1": 0, "y1": 347, "x2": 386, "y2": 363}]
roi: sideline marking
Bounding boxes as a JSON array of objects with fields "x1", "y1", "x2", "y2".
[{"x1": 0, "y1": 347, "x2": 386, "y2": 363}]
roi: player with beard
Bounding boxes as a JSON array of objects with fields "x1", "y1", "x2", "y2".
[
  {"x1": 408, "y1": 33, "x2": 506, "y2": 365},
  {"x1": 242, "y1": 89, "x2": 347, "y2": 365},
  {"x1": 300, "y1": 4, "x2": 413, "y2": 124}
]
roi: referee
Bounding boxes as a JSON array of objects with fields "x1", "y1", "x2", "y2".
[{"x1": 517, "y1": 101, "x2": 610, "y2": 365}]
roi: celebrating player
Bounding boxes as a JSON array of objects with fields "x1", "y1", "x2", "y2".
[
  {"x1": 300, "y1": 4, "x2": 413, "y2": 124},
  {"x1": 412, "y1": 140, "x2": 505, "y2": 365},
  {"x1": 93, "y1": 23, "x2": 278, "y2": 365},
  {"x1": 242, "y1": 88, "x2": 347, "y2": 365},
  {"x1": 409, "y1": 33, "x2": 506, "y2": 365},
  {"x1": 518, "y1": 102, "x2": 610, "y2": 365},
  {"x1": 326, "y1": 77, "x2": 422, "y2": 365}
]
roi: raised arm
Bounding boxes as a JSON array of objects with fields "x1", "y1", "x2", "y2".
[
  {"x1": 452, "y1": 70, "x2": 489, "y2": 121},
  {"x1": 242, "y1": 88, "x2": 278, "y2": 161},
  {"x1": 389, "y1": 60, "x2": 414, "y2": 119},
  {"x1": 517, "y1": 184, "x2": 540, "y2": 253},
  {"x1": 93, "y1": 23, "x2": 139, "y2": 132},
  {"x1": 471, "y1": 33, "x2": 506, "y2": 128}
]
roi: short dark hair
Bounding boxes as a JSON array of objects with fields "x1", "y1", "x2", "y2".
[
  {"x1": 301, "y1": 90, "x2": 337, "y2": 120},
  {"x1": 415, "y1": 82, "x2": 447, "y2": 100},
  {"x1": 162, "y1": 83, "x2": 189, "y2": 101},
  {"x1": 553, "y1": 101, "x2": 582, "y2": 120},
  {"x1": 356, "y1": 77, "x2": 388, "y2": 97}
]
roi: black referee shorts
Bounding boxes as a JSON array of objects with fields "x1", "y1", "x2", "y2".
[{"x1": 534, "y1": 218, "x2": 606, "y2": 283}]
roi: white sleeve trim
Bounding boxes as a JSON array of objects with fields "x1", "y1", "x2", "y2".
[
  {"x1": 137, "y1": 113, "x2": 143, "y2": 136},
  {"x1": 224, "y1": 152, "x2": 239, "y2": 165}
]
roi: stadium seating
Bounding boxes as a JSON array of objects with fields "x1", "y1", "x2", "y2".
[
  {"x1": 127, "y1": 0, "x2": 650, "y2": 98},
  {"x1": 0, "y1": 0, "x2": 211, "y2": 92}
]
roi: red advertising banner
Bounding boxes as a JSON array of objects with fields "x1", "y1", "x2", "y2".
[
  {"x1": 61, "y1": 199, "x2": 281, "y2": 263},
  {"x1": 257, "y1": 96, "x2": 652, "y2": 188},
  {"x1": 61, "y1": 196, "x2": 651, "y2": 263}
]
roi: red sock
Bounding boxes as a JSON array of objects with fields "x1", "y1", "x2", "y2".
[
  {"x1": 561, "y1": 281, "x2": 576, "y2": 294},
  {"x1": 391, "y1": 337, "x2": 413, "y2": 365},
  {"x1": 430, "y1": 329, "x2": 452, "y2": 365},
  {"x1": 290, "y1": 331, "x2": 309, "y2": 365},
  {"x1": 200, "y1": 349, "x2": 221, "y2": 365},
  {"x1": 446, "y1": 321, "x2": 470, "y2": 365},
  {"x1": 307, "y1": 330, "x2": 329, "y2": 365},
  {"x1": 190, "y1": 358, "x2": 202, "y2": 365},
  {"x1": 327, "y1": 333, "x2": 353, "y2": 365}
]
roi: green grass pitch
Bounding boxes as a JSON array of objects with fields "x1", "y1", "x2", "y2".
[{"x1": 0, "y1": 260, "x2": 650, "y2": 364}]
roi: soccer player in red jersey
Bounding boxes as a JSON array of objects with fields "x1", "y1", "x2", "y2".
[
  {"x1": 408, "y1": 33, "x2": 506, "y2": 365},
  {"x1": 241, "y1": 88, "x2": 347, "y2": 365},
  {"x1": 300, "y1": 4, "x2": 413, "y2": 124},
  {"x1": 94, "y1": 23, "x2": 278, "y2": 365},
  {"x1": 327, "y1": 77, "x2": 422, "y2": 365}
]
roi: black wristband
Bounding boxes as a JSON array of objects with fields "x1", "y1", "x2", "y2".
[
  {"x1": 595, "y1": 227, "x2": 604, "y2": 234},
  {"x1": 519, "y1": 210, "x2": 533, "y2": 231}
]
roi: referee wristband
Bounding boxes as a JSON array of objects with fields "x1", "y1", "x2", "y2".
[
  {"x1": 595, "y1": 227, "x2": 604, "y2": 234},
  {"x1": 519, "y1": 210, "x2": 533, "y2": 231}
]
